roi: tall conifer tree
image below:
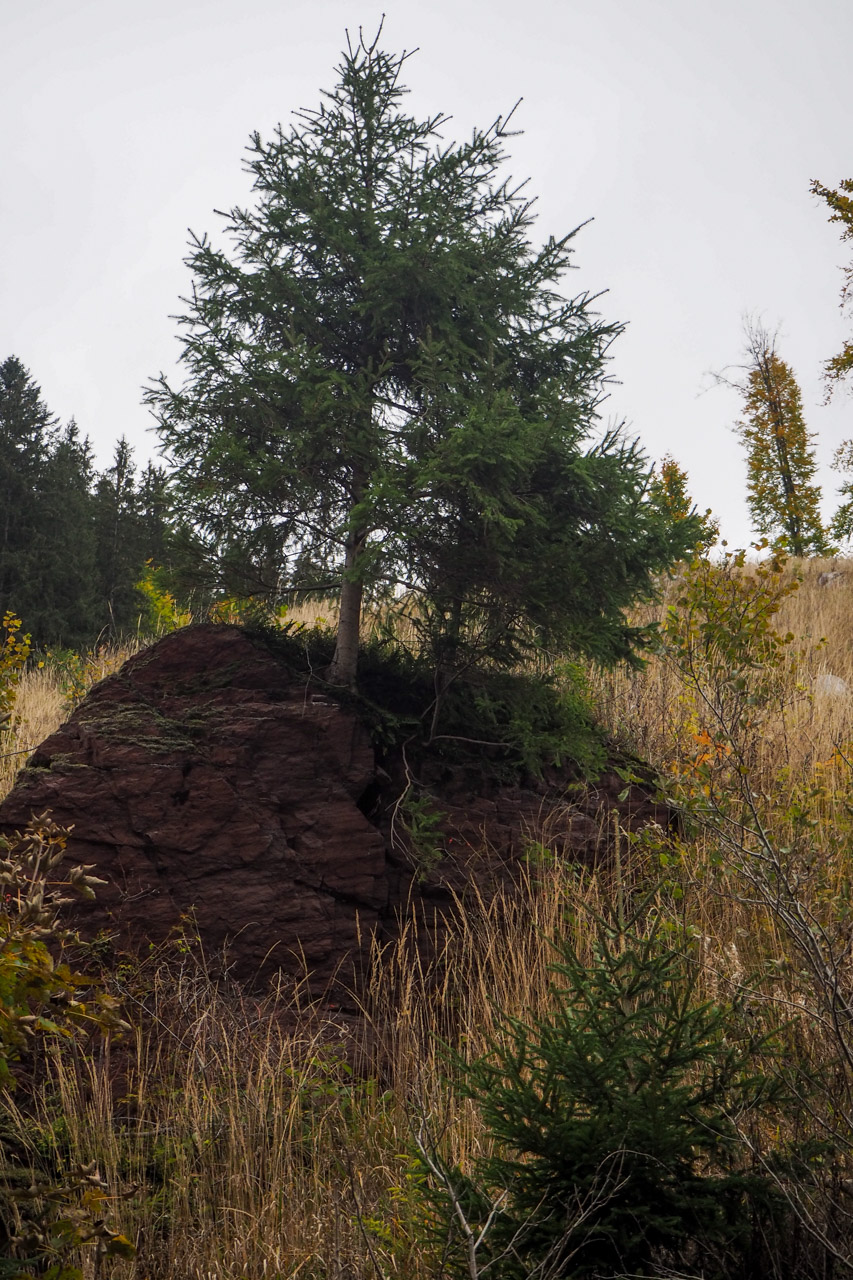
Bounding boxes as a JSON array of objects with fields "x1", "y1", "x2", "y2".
[
  {"x1": 36, "y1": 419, "x2": 99, "y2": 643},
  {"x1": 93, "y1": 437, "x2": 148, "y2": 636},
  {"x1": 0, "y1": 356, "x2": 57, "y2": 614},
  {"x1": 148, "y1": 28, "x2": 698, "y2": 686},
  {"x1": 0, "y1": 358, "x2": 100, "y2": 644}
]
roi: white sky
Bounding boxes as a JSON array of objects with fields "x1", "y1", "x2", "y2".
[{"x1": 1, "y1": 0, "x2": 851, "y2": 548}]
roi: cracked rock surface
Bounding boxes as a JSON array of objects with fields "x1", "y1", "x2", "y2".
[
  {"x1": 0, "y1": 625, "x2": 669, "y2": 993},
  {"x1": 0, "y1": 626, "x2": 386, "y2": 988}
]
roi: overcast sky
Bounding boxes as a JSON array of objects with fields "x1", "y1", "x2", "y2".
[{"x1": 2, "y1": 0, "x2": 851, "y2": 548}]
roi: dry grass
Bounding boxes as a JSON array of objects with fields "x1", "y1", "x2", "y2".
[
  {"x1": 12, "y1": 862, "x2": 616, "y2": 1280},
  {"x1": 0, "y1": 641, "x2": 142, "y2": 799},
  {"x1": 4, "y1": 559, "x2": 853, "y2": 1275},
  {"x1": 591, "y1": 555, "x2": 853, "y2": 775}
]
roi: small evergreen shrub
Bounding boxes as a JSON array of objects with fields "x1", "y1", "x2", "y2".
[{"x1": 416, "y1": 916, "x2": 789, "y2": 1279}]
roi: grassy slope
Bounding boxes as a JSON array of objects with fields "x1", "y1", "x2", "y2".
[{"x1": 3, "y1": 560, "x2": 853, "y2": 1276}]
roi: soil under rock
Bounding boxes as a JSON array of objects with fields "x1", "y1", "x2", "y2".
[{"x1": 0, "y1": 625, "x2": 670, "y2": 997}]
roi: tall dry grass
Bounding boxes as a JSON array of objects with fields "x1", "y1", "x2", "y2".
[
  {"x1": 7, "y1": 865, "x2": 614, "y2": 1280},
  {"x1": 4, "y1": 559, "x2": 853, "y2": 1275},
  {"x1": 0, "y1": 641, "x2": 143, "y2": 799},
  {"x1": 591, "y1": 555, "x2": 853, "y2": 776}
]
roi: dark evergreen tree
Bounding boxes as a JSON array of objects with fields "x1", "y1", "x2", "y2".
[
  {"x1": 0, "y1": 358, "x2": 177, "y2": 648},
  {"x1": 0, "y1": 359, "x2": 99, "y2": 646},
  {"x1": 92, "y1": 437, "x2": 150, "y2": 636},
  {"x1": 0, "y1": 355, "x2": 57, "y2": 621},
  {"x1": 136, "y1": 460, "x2": 173, "y2": 569},
  {"x1": 34, "y1": 419, "x2": 99, "y2": 644},
  {"x1": 419, "y1": 921, "x2": 787, "y2": 1279},
  {"x1": 147, "y1": 28, "x2": 699, "y2": 688}
]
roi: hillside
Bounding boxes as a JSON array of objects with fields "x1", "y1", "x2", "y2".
[{"x1": 2, "y1": 556, "x2": 853, "y2": 1277}]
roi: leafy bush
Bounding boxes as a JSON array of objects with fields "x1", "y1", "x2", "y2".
[
  {"x1": 135, "y1": 564, "x2": 193, "y2": 634},
  {"x1": 659, "y1": 547, "x2": 801, "y2": 770},
  {"x1": 0, "y1": 814, "x2": 133, "y2": 1276},
  {"x1": 0, "y1": 614, "x2": 30, "y2": 735}
]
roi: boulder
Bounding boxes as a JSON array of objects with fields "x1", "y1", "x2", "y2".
[{"x1": 0, "y1": 625, "x2": 670, "y2": 994}]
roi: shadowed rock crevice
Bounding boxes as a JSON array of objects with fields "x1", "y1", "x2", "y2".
[{"x1": 0, "y1": 626, "x2": 670, "y2": 993}]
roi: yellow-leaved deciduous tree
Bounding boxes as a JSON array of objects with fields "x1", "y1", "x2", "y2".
[
  {"x1": 0, "y1": 610, "x2": 30, "y2": 733},
  {"x1": 734, "y1": 323, "x2": 831, "y2": 558},
  {"x1": 648, "y1": 455, "x2": 719, "y2": 553},
  {"x1": 811, "y1": 176, "x2": 853, "y2": 395}
]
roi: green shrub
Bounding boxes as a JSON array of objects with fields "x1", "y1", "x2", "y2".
[
  {"x1": 416, "y1": 916, "x2": 789, "y2": 1279},
  {"x1": 0, "y1": 814, "x2": 133, "y2": 1276},
  {"x1": 249, "y1": 622, "x2": 605, "y2": 780}
]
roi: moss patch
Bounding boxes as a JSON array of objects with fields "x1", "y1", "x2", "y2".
[{"x1": 75, "y1": 701, "x2": 196, "y2": 755}]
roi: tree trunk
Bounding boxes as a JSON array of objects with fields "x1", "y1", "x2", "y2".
[
  {"x1": 329, "y1": 532, "x2": 366, "y2": 687},
  {"x1": 428, "y1": 596, "x2": 463, "y2": 741}
]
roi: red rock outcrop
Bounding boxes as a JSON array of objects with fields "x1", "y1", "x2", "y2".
[{"x1": 0, "y1": 626, "x2": 669, "y2": 993}]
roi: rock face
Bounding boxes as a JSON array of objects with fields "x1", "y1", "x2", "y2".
[
  {"x1": 0, "y1": 626, "x2": 669, "y2": 992},
  {"x1": 0, "y1": 628, "x2": 387, "y2": 988}
]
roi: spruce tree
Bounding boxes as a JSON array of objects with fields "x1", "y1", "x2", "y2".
[
  {"x1": 92, "y1": 437, "x2": 150, "y2": 636},
  {"x1": 35, "y1": 419, "x2": 99, "y2": 645},
  {"x1": 136, "y1": 460, "x2": 173, "y2": 570},
  {"x1": 0, "y1": 356, "x2": 57, "y2": 620},
  {"x1": 148, "y1": 28, "x2": 698, "y2": 687},
  {"x1": 419, "y1": 921, "x2": 785, "y2": 1279}
]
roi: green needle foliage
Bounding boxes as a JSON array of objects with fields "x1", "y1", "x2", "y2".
[
  {"x1": 147, "y1": 25, "x2": 699, "y2": 688},
  {"x1": 0, "y1": 356, "x2": 175, "y2": 648},
  {"x1": 0, "y1": 358, "x2": 98, "y2": 648},
  {"x1": 419, "y1": 917, "x2": 787, "y2": 1279}
]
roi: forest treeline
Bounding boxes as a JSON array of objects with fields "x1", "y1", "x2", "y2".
[{"x1": 0, "y1": 355, "x2": 181, "y2": 650}]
